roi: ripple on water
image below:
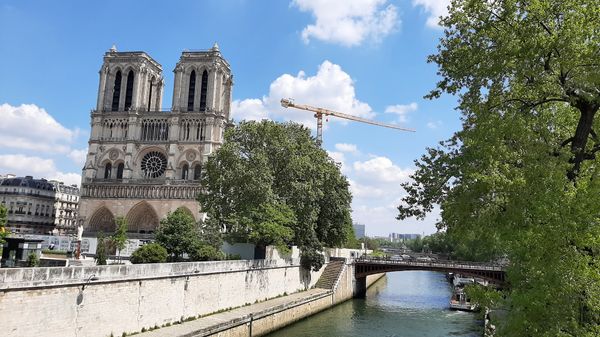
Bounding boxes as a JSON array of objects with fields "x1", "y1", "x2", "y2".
[{"x1": 267, "y1": 271, "x2": 481, "y2": 337}]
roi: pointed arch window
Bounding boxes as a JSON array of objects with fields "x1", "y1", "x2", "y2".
[
  {"x1": 181, "y1": 164, "x2": 189, "y2": 180},
  {"x1": 187, "y1": 70, "x2": 196, "y2": 112},
  {"x1": 111, "y1": 71, "x2": 122, "y2": 111},
  {"x1": 124, "y1": 70, "x2": 135, "y2": 111},
  {"x1": 104, "y1": 163, "x2": 112, "y2": 179},
  {"x1": 193, "y1": 164, "x2": 202, "y2": 180},
  {"x1": 116, "y1": 163, "x2": 124, "y2": 179},
  {"x1": 200, "y1": 70, "x2": 208, "y2": 111}
]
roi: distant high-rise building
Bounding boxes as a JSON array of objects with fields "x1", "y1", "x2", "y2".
[
  {"x1": 388, "y1": 233, "x2": 421, "y2": 242},
  {"x1": 353, "y1": 223, "x2": 366, "y2": 239}
]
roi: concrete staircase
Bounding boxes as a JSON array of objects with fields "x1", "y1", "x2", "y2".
[{"x1": 315, "y1": 259, "x2": 345, "y2": 290}]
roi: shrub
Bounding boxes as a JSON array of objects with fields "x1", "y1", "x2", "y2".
[
  {"x1": 27, "y1": 252, "x2": 39, "y2": 267},
  {"x1": 189, "y1": 244, "x2": 225, "y2": 261},
  {"x1": 300, "y1": 248, "x2": 324, "y2": 271},
  {"x1": 130, "y1": 243, "x2": 168, "y2": 264}
]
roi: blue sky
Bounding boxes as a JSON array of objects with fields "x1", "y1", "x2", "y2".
[{"x1": 0, "y1": 0, "x2": 457, "y2": 236}]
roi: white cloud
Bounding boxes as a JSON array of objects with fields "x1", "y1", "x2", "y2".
[
  {"x1": 68, "y1": 149, "x2": 88, "y2": 167},
  {"x1": 0, "y1": 103, "x2": 75, "y2": 153},
  {"x1": 232, "y1": 60, "x2": 375, "y2": 128},
  {"x1": 353, "y1": 156, "x2": 413, "y2": 183},
  {"x1": 231, "y1": 98, "x2": 269, "y2": 122},
  {"x1": 335, "y1": 143, "x2": 359, "y2": 155},
  {"x1": 346, "y1": 154, "x2": 440, "y2": 235},
  {"x1": 427, "y1": 120, "x2": 443, "y2": 129},
  {"x1": 412, "y1": 0, "x2": 450, "y2": 28},
  {"x1": 0, "y1": 154, "x2": 81, "y2": 186},
  {"x1": 327, "y1": 150, "x2": 350, "y2": 174},
  {"x1": 385, "y1": 102, "x2": 418, "y2": 122},
  {"x1": 292, "y1": 0, "x2": 399, "y2": 46},
  {"x1": 327, "y1": 151, "x2": 346, "y2": 164}
]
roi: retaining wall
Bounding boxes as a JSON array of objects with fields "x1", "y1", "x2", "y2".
[{"x1": 0, "y1": 259, "x2": 323, "y2": 337}]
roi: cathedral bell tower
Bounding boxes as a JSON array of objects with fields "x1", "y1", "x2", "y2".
[
  {"x1": 171, "y1": 42, "x2": 233, "y2": 118},
  {"x1": 96, "y1": 45, "x2": 164, "y2": 113},
  {"x1": 79, "y1": 44, "x2": 232, "y2": 240}
]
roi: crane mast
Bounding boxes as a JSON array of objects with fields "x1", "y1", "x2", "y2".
[{"x1": 280, "y1": 98, "x2": 415, "y2": 145}]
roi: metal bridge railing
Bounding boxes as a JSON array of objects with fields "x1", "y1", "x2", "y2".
[{"x1": 354, "y1": 257, "x2": 505, "y2": 272}]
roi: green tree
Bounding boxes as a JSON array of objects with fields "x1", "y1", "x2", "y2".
[
  {"x1": 155, "y1": 209, "x2": 200, "y2": 261},
  {"x1": 130, "y1": 243, "x2": 168, "y2": 264},
  {"x1": 0, "y1": 204, "x2": 8, "y2": 251},
  {"x1": 112, "y1": 216, "x2": 128, "y2": 264},
  {"x1": 399, "y1": 1, "x2": 600, "y2": 335},
  {"x1": 95, "y1": 232, "x2": 107, "y2": 266},
  {"x1": 27, "y1": 252, "x2": 39, "y2": 267},
  {"x1": 154, "y1": 208, "x2": 223, "y2": 262},
  {"x1": 243, "y1": 202, "x2": 296, "y2": 251},
  {"x1": 198, "y1": 120, "x2": 353, "y2": 270},
  {"x1": 189, "y1": 244, "x2": 225, "y2": 262}
]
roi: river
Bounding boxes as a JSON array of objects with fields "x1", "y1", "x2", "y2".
[{"x1": 267, "y1": 271, "x2": 482, "y2": 337}]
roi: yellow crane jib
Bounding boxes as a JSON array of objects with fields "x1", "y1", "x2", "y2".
[{"x1": 280, "y1": 98, "x2": 415, "y2": 146}]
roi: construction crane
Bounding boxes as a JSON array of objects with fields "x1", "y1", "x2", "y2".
[{"x1": 280, "y1": 98, "x2": 415, "y2": 145}]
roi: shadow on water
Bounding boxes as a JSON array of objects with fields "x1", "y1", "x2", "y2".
[{"x1": 267, "y1": 271, "x2": 481, "y2": 337}]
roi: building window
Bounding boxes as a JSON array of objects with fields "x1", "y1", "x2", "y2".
[
  {"x1": 181, "y1": 164, "x2": 189, "y2": 180},
  {"x1": 104, "y1": 163, "x2": 112, "y2": 179},
  {"x1": 200, "y1": 70, "x2": 208, "y2": 111},
  {"x1": 111, "y1": 71, "x2": 122, "y2": 111},
  {"x1": 116, "y1": 163, "x2": 124, "y2": 179},
  {"x1": 194, "y1": 164, "x2": 202, "y2": 180},
  {"x1": 187, "y1": 70, "x2": 196, "y2": 112},
  {"x1": 124, "y1": 70, "x2": 135, "y2": 110},
  {"x1": 141, "y1": 151, "x2": 167, "y2": 178}
]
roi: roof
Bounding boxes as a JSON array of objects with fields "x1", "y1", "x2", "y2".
[{"x1": 0, "y1": 176, "x2": 56, "y2": 191}]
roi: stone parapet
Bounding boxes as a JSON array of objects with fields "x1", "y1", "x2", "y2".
[{"x1": 0, "y1": 259, "x2": 301, "y2": 291}]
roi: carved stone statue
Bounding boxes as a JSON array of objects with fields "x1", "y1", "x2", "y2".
[{"x1": 77, "y1": 223, "x2": 84, "y2": 241}]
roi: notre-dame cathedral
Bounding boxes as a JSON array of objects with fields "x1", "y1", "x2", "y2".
[{"x1": 79, "y1": 44, "x2": 232, "y2": 238}]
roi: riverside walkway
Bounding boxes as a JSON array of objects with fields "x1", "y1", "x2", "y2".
[{"x1": 137, "y1": 288, "x2": 330, "y2": 337}]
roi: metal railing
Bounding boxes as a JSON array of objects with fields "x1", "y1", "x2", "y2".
[{"x1": 355, "y1": 256, "x2": 505, "y2": 271}]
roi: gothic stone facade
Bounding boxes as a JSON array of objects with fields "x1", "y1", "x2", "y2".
[{"x1": 79, "y1": 44, "x2": 232, "y2": 237}]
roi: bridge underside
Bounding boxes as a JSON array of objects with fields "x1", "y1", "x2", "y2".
[{"x1": 355, "y1": 263, "x2": 506, "y2": 284}]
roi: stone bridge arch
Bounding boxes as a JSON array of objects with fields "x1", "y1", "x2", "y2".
[{"x1": 354, "y1": 259, "x2": 506, "y2": 284}]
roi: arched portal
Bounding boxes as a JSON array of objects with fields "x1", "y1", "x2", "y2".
[
  {"x1": 88, "y1": 207, "x2": 116, "y2": 232},
  {"x1": 126, "y1": 201, "x2": 159, "y2": 234}
]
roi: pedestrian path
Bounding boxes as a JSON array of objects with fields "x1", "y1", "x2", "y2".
[{"x1": 138, "y1": 288, "x2": 331, "y2": 337}]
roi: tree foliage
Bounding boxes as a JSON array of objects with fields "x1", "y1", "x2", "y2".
[
  {"x1": 112, "y1": 216, "x2": 128, "y2": 263},
  {"x1": 0, "y1": 204, "x2": 8, "y2": 246},
  {"x1": 155, "y1": 209, "x2": 201, "y2": 261},
  {"x1": 198, "y1": 120, "x2": 353, "y2": 270},
  {"x1": 155, "y1": 208, "x2": 223, "y2": 262},
  {"x1": 399, "y1": 1, "x2": 600, "y2": 335},
  {"x1": 95, "y1": 232, "x2": 108, "y2": 266},
  {"x1": 130, "y1": 243, "x2": 168, "y2": 264},
  {"x1": 27, "y1": 252, "x2": 39, "y2": 267}
]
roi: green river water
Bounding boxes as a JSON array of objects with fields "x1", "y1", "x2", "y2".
[{"x1": 267, "y1": 271, "x2": 482, "y2": 337}]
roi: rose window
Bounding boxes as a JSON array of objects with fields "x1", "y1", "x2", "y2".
[{"x1": 141, "y1": 151, "x2": 167, "y2": 178}]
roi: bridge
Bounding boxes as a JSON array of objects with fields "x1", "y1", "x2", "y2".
[{"x1": 354, "y1": 257, "x2": 507, "y2": 284}]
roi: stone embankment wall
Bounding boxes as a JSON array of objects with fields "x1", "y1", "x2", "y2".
[
  {"x1": 189, "y1": 261, "x2": 385, "y2": 337},
  {"x1": 0, "y1": 259, "x2": 324, "y2": 337}
]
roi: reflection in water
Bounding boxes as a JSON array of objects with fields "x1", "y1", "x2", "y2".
[{"x1": 268, "y1": 271, "x2": 481, "y2": 337}]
